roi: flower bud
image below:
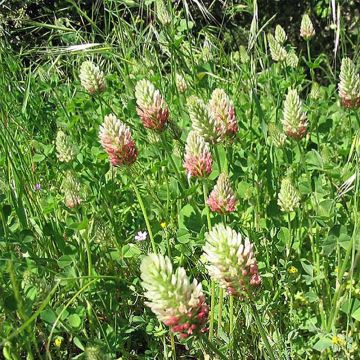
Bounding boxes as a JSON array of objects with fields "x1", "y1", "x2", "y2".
[
  {"x1": 268, "y1": 123, "x2": 286, "y2": 148},
  {"x1": 277, "y1": 178, "x2": 300, "y2": 213},
  {"x1": 56, "y1": 130, "x2": 76, "y2": 163},
  {"x1": 339, "y1": 58, "x2": 360, "y2": 109},
  {"x1": 207, "y1": 173, "x2": 237, "y2": 214},
  {"x1": 99, "y1": 114, "x2": 138, "y2": 167},
  {"x1": 286, "y1": 52, "x2": 299, "y2": 68},
  {"x1": 79, "y1": 61, "x2": 106, "y2": 95},
  {"x1": 135, "y1": 79, "x2": 169, "y2": 132},
  {"x1": 300, "y1": 14, "x2": 315, "y2": 40},
  {"x1": 156, "y1": 0, "x2": 171, "y2": 25},
  {"x1": 275, "y1": 25, "x2": 287, "y2": 44},
  {"x1": 141, "y1": 253, "x2": 208, "y2": 338},
  {"x1": 203, "y1": 224, "x2": 261, "y2": 297},
  {"x1": 183, "y1": 131, "x2": 212, "y2": 179},
  {"x1": 176, "y1": 73, "x2": 187, "y2": 93},
  {"x1": 281, "y1": 88, "x2": 308, "y2": 139}
]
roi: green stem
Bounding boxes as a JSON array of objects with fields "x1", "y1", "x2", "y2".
[
  {"x1": 132, "y1": 183, "x2": 157, "y2": 253},
  {"x1": 170, "y1": 332, "x2": 176, "y2": 360},
  {"x1": 217, "y1": 288, "x2": 224, "y2": 336},
  {"x1": 199, "y1": 335, "x2": 227, "y2": 360},
  {"x1": 229, "y1": 295, "x2": 234, "y2": 334},
  {"x1": 287, "y1": 213, "x2": 292, "y2": 258},
  {"x1": 306, "y1": 40, "x2": 314, "y2": 81},
  {"x1": 214, "y1": 146, "x2": 222, "y2": 173},
  {"x1": 252, "y1": 305, "x2": 276, "y2": 360}
]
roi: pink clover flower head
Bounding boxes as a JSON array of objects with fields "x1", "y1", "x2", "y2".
[
  {"x1": 135, "y1": 79, "x2": 169, "y2": 132},
  {"x1": 99, "y1": 114, "x2": 138, "y2": 167},
  {"x1": 207, "y1": 173, "x2": 237, "y2": 214},
  {"x1": 183, "y1": 131, "x2": 212, "y2": 179}
]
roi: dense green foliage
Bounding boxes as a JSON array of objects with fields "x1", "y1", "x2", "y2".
[{"x1": 1, "y1": 1, "x2": 360, "y2": 359}]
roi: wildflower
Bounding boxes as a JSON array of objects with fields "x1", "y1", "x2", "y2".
[
  {"x1": 268, "y1": 123, "x2": 286, "y2": 148},
  {"x1": 281, "y1": 88, "x2": 308, "y2": 139},
  {"x1": 34, "y1": 183, "x2": 41, "y2": 191},
  {"x1": 300, "y1": 14, "x2": 315, "y2": 40},
  {"x1": 207, "y1": 173, "x2": 237, "y2": 214},
  {"x1": 56, "y1": 130, "x2": 76, "y2": 163},
  {"x1": 135, "y1": 231, "x2": 148, "y2": 242},
  {"x1": 160, "y1": 222, "x2": 167, "y2": 229},
  {"x1": 310, "y1": 82, "x2": 321, "y2": 100},
  {"x1": 286, "y1": 52, "x2": 299, "y2": 68},
  {"x1": 208, "y1": 89, "x2": 238, "y2": 139},
  {"x1": 187, "y1": 96, "x2": 222, "y2": 143},
  {"x1": 203, "y1": 223, "x2": 261, "y2": 297},
  {"x1": 239, "y1": 45, "x2": 250, "y2": 64},
  {"x1": 135, "y1": 79, "x2": 169, "y2": 132},
  {"x1": 54, "y1": 337, "x2": 62, "y2": 348},
  {"x1": 176, "y1": 73, "x2": 187, "y2": 93},
  {"x1": 85, "y1": 345, "x2": 103, "y2": 359},
  {"x1": 338, "y1": 58, "x2": 360, "y2": 109},
  {"x1": 275, "y1": 25, "x2": 287, "y2": 44},
  {"x1": 156, "y1": 0, "x2": 171, "y2": 25},
  {"x1": 140, "y1": 253, "x2": 209, "y2": 339},
  {"x1": 332, "y1": 335, "x2": 346, "y2": 347},
  {"x1": 99, "y1": 114, "x2": 138, "y2": 167},
  {"x1": 183, "y1": 131, "x2": 212, "y2": 179},
  {"x1": 62, "y1": 173, "x2": 82, "y2": 209},
  {"x1": 278, "y1": 178, "x2": 300, "y2": 213},
  {"x1": 267, "y1": 33, "x2": 287, "y2": 62},
  {"x1": 79, "y1": 61, "x2": 106, "y2": 95},
  {"x1": 288, "y1": 266, "x2": 298, "y2": 274}
]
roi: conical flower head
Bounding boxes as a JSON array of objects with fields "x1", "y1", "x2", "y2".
[
  {"x1": 281, "y1": 88, "x2": 308, "y2": 139},
  {"x1": 156, "y1": 0, "x2": 171, "y2": 25},
  {"x1": 310, "y1": 82, "x2": 321, "y2": 100},
  {"x1": 176, "y1": 73, "x2": 187, "y2": 93},
  {"x1": 203, "y1": 224, "x2": 261, "y2": 297},
  {"x1": 79, "y1": 61, "x2": 106, "y2": 95},
  {"x1": 207, "y1": 173, "x2": 237, "y2": 214},
  {"x1": 56, "y1": 130, "x2": 76, "y2": 163},
  {"x1": 286, "y1": 52, "x2": 299, "y2": 68},
  {"x1": 339, "y1": 58, "x2": 360, "y2": 109},
  {"x1": 62, "y1": 173, "x2": 82, "y2": 209},
  {"x1": 99, "y1": 114, "x2": 138, "y2": 167},
  {"x1": 275, "y1": 25, "x2": 287, "y2": 44},
  {"x1": 208, "y1": 89, "x2": 238, "y2": 139},
  {"x1": 278, "y1": 178, "x2": 300, "y2": 212},
  {"x1": 135, "y1": 79, "x2": 169, "y2": 132},
  {"x1": 187, "y1": 96, "x2": 222, "y2": 143},
  {"x1": 267, "y1": 33, "x2": 287, "y2": 62},
  {"x1": 141, "y1": 253, "x2": 208, "y2": 338},
  {"x1": 183, "y1": 131, "x2": 212, "y2": 178},
  {"x1": 300, "y1": 14, "x2": 315, "y2": 40}
]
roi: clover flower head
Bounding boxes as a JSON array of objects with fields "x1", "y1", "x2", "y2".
[
  {"x1": 156, "y1": 0, "x2": 171, "y2": 25},
  {"x1": 339, "y1": 57, "x2": 360, "y2": 109},
  {"x1": 203, "y1": 224, "x2": 261, "y2": 298},
  {"x1": 56, "y1": 130, "x2": 76, "y2": 163},
  {"x1": 141, "y1": 253, "x2": 208, "y2": 339},
  {"x1": 187, "y1": 96, "x2": 222, "y2": 143},
  {"x1": 62, "y1": 173, "x2": 82, "y2": 209},
  {"x1": 207, "y1": 173, "x2": 237, "y2": 214},
  {"x1": 208, "y1": 89, "x2": 238, "y2": 139},
  {"x1": 275, "y1": 25, "x2": 287, "y2": 44},
  {"x1": 300, "y1": 14, "x2": 315, "y2": 40},
  {"x1": 267, "y1": 33, "x2": 287, "y2": 62},
  {"x1": 286, "y1": 52, "x2": 299, "y2": 68},
  {"x1": 135, "y1": 79, "x2": 169, "y2": 131},
  {"x1": 278, "y1": 178, "x2": 300, "y2": 212},
  {"x1": 281, "y1": 88, "x2": 308, "y2": 139},
  {"x1": 79, "y1": 61, "x2": 106, "y2": 95},
  {"x1": 99, "y1": 114, "x2": 138, "y2": 167},
  {"x1": 183, "y1": 130, "x2": 212, "y2": 179},
  {"x1": 268, "y1": 123, "x2": 286, "y2": 148},
  {"x1": 176, "y1": 73, "x2": 187, "y2": 93}
]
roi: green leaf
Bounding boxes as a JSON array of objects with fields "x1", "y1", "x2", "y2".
[
  {"x1": 68, "y1": 314, "x2": 82, "y2": 329},
  {"x1": 313, "y1": 337, "x2": 332, "y2": 352},
  {"x1": 33, "y1": 154, "x2": 45, "y2": 163}
]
